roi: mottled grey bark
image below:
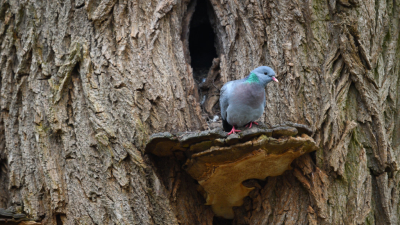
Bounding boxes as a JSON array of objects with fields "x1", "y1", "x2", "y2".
[{"x1": 0, "y1": 0, "x2": 399, "y2": 224}]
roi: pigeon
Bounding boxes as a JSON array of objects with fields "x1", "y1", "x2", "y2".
[{"x1": 219, "y1": 66, "x2": 279, "y2": 135}]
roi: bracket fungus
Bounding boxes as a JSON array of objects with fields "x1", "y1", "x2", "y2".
[{"x1": 146, "y1": 123, "x2": 318, "y2": 219}]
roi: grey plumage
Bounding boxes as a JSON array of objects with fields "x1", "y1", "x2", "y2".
[{"x1": 220, "y1": 66, "x2": 278, "y2": 133}]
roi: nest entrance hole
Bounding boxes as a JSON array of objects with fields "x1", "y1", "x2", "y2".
[{"x1": 189, "y1": 0, "x2": 218, "y2": 84}]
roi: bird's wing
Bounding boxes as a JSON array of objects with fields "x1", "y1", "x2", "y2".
[
  {"x1": 219, "y1": 81, "x2": 234, "y2": 120},
  {"x1": 262, "y1": 90, "x2": 266, "y2": 109}
]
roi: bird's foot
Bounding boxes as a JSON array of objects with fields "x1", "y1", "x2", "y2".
[
  {"x1": 245, "y1": 121, "x2": 259, "y2": 129},
  {"x1": 227, "y1": 126, "x2": 241, "y2": 135}
]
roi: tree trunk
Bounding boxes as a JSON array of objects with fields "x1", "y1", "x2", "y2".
[{"x1": 0, "y1": 0, "x2": 399, "y2": 224}]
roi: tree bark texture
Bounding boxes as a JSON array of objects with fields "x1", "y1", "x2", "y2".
[{"x1": 0, "y1": 0, "x2": 399, "y2": 224}]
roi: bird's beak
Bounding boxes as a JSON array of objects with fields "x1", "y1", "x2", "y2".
[{"x1": 272, "y1": 77, "x2": 279, "y2": 83}]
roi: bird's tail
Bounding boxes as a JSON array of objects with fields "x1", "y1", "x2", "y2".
[{"x1": 222, "y1": 119, "x2": 232, "y2": 132}]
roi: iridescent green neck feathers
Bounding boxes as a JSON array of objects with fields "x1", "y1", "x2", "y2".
[{"x1": 245, "y1": 73, "x2": 260, "y2": 83}]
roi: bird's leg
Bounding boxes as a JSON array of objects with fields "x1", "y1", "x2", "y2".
[
  {"x1": 227, "y1": 126, "x2": 241, "y2": 135},
  {"x1": 245, "y1": 121, "x2": 259, "y2": 128}
]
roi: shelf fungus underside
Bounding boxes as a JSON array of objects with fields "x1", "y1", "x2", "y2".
[{"x1": 145, "y1": 123, "x2": 319, "y2": 219}]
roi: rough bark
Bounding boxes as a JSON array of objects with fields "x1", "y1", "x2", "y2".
[{"x1": 0, "y1": 0, "x2": 399, "y2": 224}]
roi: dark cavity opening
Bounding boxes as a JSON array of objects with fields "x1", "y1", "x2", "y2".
[
  {"x1": 0, "y1": 158, "x2": 9, "y2": 208},
  {"x1": 189, "y1": 0, "x2": 218, "y2": 84},
  {"x1": 0, "y1": 117, "x2": 9, "y2": 209},
  {"x1": 56, "y1": 214, "x2": 65, "y2": 225},
  {"x1": 213, "y1": 217, "x2": 233, "y2": 225}
]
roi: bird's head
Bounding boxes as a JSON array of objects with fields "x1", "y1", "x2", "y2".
[{"x1": 251, "y1": 66, "x2": 279, "y2": 85}]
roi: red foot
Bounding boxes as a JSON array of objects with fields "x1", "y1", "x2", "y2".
[
  {"x1": 227, "y1": 126, "x2": 241, "y2": 135},
  {"x1": 245, "y1": 121, "x2": 259, "y2": 128}
]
